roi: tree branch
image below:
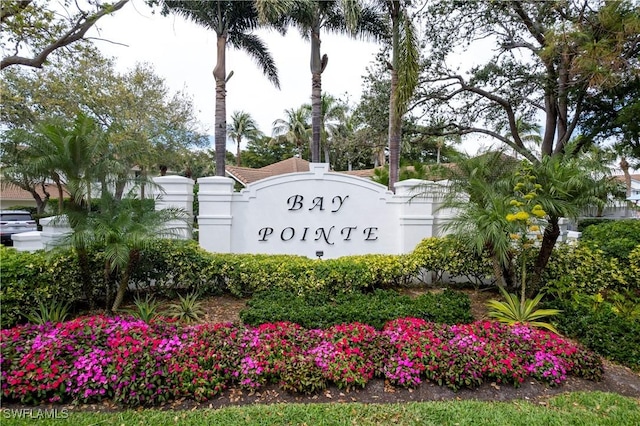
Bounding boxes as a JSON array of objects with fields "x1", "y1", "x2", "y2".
[
  {"x1": 1, "y1": 0, "x2": 129, "y2": 70},
  {"x1": 455, "y1": 125, "x2": 539, "y2": 163},
  {"x1": 509, "y1": 1, "x2": 545, "y2": 47}
]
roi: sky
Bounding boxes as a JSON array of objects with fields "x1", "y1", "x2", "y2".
[
  {"x1": 86, "y1": 0, "x2": 507, "y2": 157},
  {"x1": 89, "y1": 0, "x2": 383, "y2": 150}
]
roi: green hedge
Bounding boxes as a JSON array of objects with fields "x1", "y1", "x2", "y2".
[
  {"x1": 546, "y1": 299, "x2": 640, "y2": 371},
  {"x1": 576, "y1": 218, "x2": 614, "y2": 233},
  {"x1": 5, "y1": 234, "x2": 635, "y2": 329},
  {"x1": 0, "y1": 246, "x2": 103, "y2": 328},
  {"x1": 0, "y1": 241, "x2": 421, "y2": 327},
  {"x1": 542, "y1": 244, "x2": 631, "y2": 297},
  {"x1": 412, "y1": 237, "x2": 494, "y2": 285},
  {"x1": 240, "y1": 289, "x2": 473, "y2": 329},
  {"x1": 580, "y1": 219, "x2": 640, "y2": 265}
]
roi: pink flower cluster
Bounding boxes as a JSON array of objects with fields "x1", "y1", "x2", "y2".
[{"x1": 1, "y1": 315, "x2": 603, "y2": 406}]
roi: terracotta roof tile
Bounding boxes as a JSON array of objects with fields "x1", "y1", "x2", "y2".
[
  {"x1": 261, "y1": 157, "x2": 310, "y2": 174},
  {"x1": 0, "y1": 182, "x2": 67, "y2": 200},
  {"x1": 225, "y1": 166, "x2": 274, "y2": 185},
  {"x1": 226, "y1": 158, "x2": 311, "y2": 185},
  {"x1": 339, "y1": 169, "x2": 377, "y2": 178},
  {"x1": 613, "y1": 174, "x2": 640, "y2": 182},
  {"x1": 224, "y1": 158, "x2": 462, "y2": 187}
]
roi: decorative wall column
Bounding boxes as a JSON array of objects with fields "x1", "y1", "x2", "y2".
[
  {"x1": 39, "y1": 215, "x2": 71, "y2": 250},
  {"x1": 152, "y1": 176, "x2": 195, "y2": 240},
  {"x1": 197, "y1": 176, "x2": 235, "y2": 253},
  {"x1": 11, "y1": 231, "x2": 43, "y2": 251},
  {"x1": 394, "y1": 179, "x2": 454, "y2": 254}
]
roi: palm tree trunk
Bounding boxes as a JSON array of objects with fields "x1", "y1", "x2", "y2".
[
  {"x1": 78, "y1": 248, "x2": 95, "y2": 309},
  {"x1": 389, "y1": 67, "x2": 400, "y2": 193},
  {"x1": 311, "y1": 73, "x2": 322, "y2": 163},
  {"x1": 621, "y1": 157, "x2": 631, "y2": 217},
  {"x1": 112, "y1": 272, "x2": 129, "y2": 312},
  {"x1": 104, "y1": 259, "x2": 114, "y2": 310},
  {"x1": 236, "y1": 137, "x2": 242, "y2": 167},
  {"x1": 531, "y1": 216, "x2": 561, "y2": 295},
  {"x1": 214, "y1": 33, "x2": 228, "y2": 176},
  {"x1": 620, "y1": 157, "x2": 631, "y2": 198},
  {"x1": 388, "y1": 6, "x2": 401, "y2": 193},
  {"x1": 54, "y1": 174, "x2": 64, "y2": 214},
  {"x1": 31, "y1": 184, "x2": 48, "y2": 215},
  {"x1": 310, "y1": 25, "x2": 323, "y2": 163}
]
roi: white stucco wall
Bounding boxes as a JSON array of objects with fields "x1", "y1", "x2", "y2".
[{"x1": 198, "y1": 164, "x2": 454, "y2": 259}]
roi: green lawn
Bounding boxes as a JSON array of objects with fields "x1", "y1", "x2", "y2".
[{"x1": 2, "y1": 392, "x2": 638, "y2": 426}]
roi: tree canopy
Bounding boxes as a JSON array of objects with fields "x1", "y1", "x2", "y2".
[
  {"x1": 1, "y1": 0, "x2": 129, "y2": 69},
  {"x1": 416, "y1": 0, "x2": 640, "y2": 162}
]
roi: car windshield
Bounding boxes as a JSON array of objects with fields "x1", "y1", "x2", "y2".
[{"x1": 0, "y1": 213, "x2": 32, "y2": 222}]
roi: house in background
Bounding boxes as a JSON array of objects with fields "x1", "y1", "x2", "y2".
[{"x1": 0, "y1": 182, "x2": 67, "y2": 211}]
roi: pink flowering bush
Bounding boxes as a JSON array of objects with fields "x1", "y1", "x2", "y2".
[{"x1": 1, "y1": 316, "x2": 603, "y2": 407}]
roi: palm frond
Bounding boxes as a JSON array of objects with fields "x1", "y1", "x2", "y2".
[
  {"x1": 395, "y1": 12, "x2": 419, "y2": 117},
  {"x1": 229, "y1": 32, "x2": 280, "y2": 89}
]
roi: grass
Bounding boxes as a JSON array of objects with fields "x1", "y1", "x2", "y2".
[{"x1": 2, "y1": 392, "x2": 638, "y2": 425}]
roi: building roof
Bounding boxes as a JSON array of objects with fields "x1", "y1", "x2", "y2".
[
  {"x1": 226, "y1": 157, "x2": 311, "y2": 186},
  {"x1": 0, "y1": 182, "x2": 67, "y2": 201},
  {"x1": 339, "y1": 169, "x2": 377, "y2": 178},
  {"x1": 224, "y1": 158, "x2": 462, "y2": 187},
  {"x1": 613, "y1": 174, "x2": 640, "y2": 183}
]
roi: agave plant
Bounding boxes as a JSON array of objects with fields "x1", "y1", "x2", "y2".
[
  {"x1": 121, "y1": 294, "x2": 163, "y2": 324},
  {"x1": 165, "y1": 292, "x2": 205, "y2": 324},
  {"x1": 487, "y1": 287, "x2": 561, "y2": 334},
  {"x1": 24, "y1": 299, "x2": 71, "y2": 324}
]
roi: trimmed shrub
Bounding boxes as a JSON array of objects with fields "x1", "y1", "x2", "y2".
[
  {"x1": 0, "y1": 246, "x2": 97, "y2": 328},
  {"x1": 240, "y1": 289, "x2": 473, "y2": 329},
  {"x1": 411, "y1": 236, "x2": 493, "y2": 285},
  {"x1": 629, "y1": 246, "x2": 640, "y2": 287},
  {"x1": 576, "y1": 218, "x2": 613, "y2": 233},
  {"x1": 542, "y1": 244, "x2": 629, "y2": 297},
  {"x1": 546, "y1": 299, "x2": 640, "y2": 371},
  {"x1": 1, "y1": 241, "x2": 421, "y2": 327},
  {"x1": 580, "y1": 219, "x2": 640, "y2": 265},
  {"x1": 130, "y1": 239, "x2": 226, "y2": 297}
]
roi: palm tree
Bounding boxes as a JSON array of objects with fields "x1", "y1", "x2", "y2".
[
  {"x1": 61, "y1": 192, "x2": 189, "y2": 311},
  {"x1": 435, "y1": 151, "x2": 520, "y2": 287},
  {"x1": 497, "y1": 117, "x2": 542, "y2": 160},
  {"x1": 272, "y1": 106, "x2": 312, "y2": 158},
  {"x1": 32, "y1": 113, "x2": 114, "y2": 215},
  {"x1": 1, "y1": 129, "x2": 54, "y2": 214},
  {"x1": 528, "y1": 154, "x2": 615, "y2": 292},
  {"x1": 303, "y1": 93, "x2": 349, "y2": 164},
  {"x1": 227, "y1": 111, "x2": 263, "y2": 167},
  {"x1": 158, "y1": 1, "x2": 283, "y2": 176},
  {"x1": 28, "y1": 114, "x2": 114, "y2": 307},
  {"x1": 257, "y1": 0, "x2": 386, "y2": 163},
  {"x1": 383, "y1": 0, "x2": 419, "y2": 193}
]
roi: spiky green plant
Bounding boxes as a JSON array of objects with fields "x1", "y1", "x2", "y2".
[
  {"x1": 121, "y1": 294, "x2": 163, "y2": 324},
  {"x1": 24, "y1": 299, "x2": 71, "y2": 324},
  {"x1": 611, "y1": 291, "x2": 640, "y2": 320},
  {"x1": 165, "y1": 292, "x2": 205, "y2": 324},
  {"x1": 487, "y1": 287, "x2": 561, "y2": 334}
]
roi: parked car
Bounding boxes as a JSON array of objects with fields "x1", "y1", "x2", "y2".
[{"x1": 0, "y1": 210, "x2": 37, "y2": 246}]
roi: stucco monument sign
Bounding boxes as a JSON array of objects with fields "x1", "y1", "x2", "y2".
[{"x1": 197, "y1": 163, "x2": 453, "y2": 259}]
